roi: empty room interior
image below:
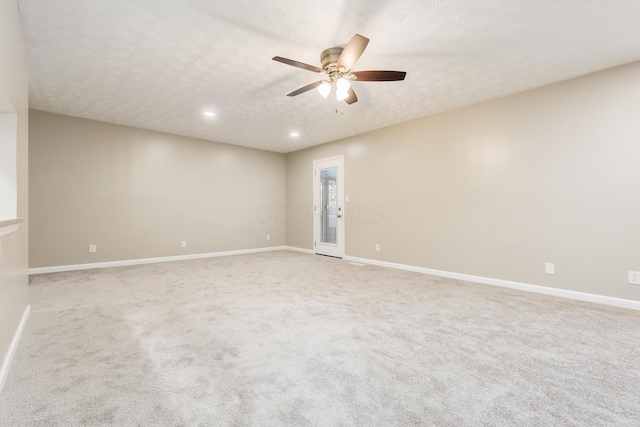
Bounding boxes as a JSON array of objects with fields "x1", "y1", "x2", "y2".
[{"x1": 2, "y1": 0, "x2": 640, "y2": 425}]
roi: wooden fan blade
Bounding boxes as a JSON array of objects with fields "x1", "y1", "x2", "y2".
[
  {"x1": 287, "y1": 80, "x2": 324, "y2": 97},
  {"x1": 351, "y1": 70, "x2": 407, "y2": 81},
  {"x1": 344, "y1": 87, "x2": 358, "y2": 105},
  {"x1": 272, "y1": 56, "x2": 323, "y2": 73},
  {"x1": 337, "y1": 34, "x2": 369, "y2": 72}
]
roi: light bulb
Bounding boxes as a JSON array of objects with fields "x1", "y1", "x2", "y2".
[
  {"x1": 336, "y1": 89, "x2": 349, "y2": 101},
  {"x1": 317, "y1": 81, "x2": 331, "y2": 98},
  {"x1": 336, "y1": 77, "x2": 350, "y2": 92}
]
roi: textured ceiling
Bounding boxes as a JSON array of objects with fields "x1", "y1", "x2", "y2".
[{"x1": 17, "y1": 0, "x2": 640, "y2": 153}]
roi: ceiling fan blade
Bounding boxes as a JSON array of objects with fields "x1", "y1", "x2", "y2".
[
  {"x1": 344, "y1": 87, "x2": 358, "y2": 105},
  {"x1": 287, "y1": 80, "x2": 324, "y2": 97},
  {"x1": 272, "y1": 56, "x2": 323, "y2": 73},
  {"x1": 337, "y1": 34, "x2": 369, "y2": 72},
  {"x1": 350, "y1": 70, "x2": 407, "y2": 81}
]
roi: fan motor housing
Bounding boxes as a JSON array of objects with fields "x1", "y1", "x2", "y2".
[{"x1": 320, "y1": 47, "x2": 344, "y2": 71}]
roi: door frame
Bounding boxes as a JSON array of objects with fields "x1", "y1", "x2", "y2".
[{"x1": 313, "y1": 155, "x2": 345, "y2": 258}]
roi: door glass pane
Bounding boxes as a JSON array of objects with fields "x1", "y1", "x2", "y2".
[{"x1": 320, "y1": 168, "x2": 337, "y2": 244}]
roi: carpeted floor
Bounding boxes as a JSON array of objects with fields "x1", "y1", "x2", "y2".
[{"x1": 1, "y1": 250, "x2": 639, "y2": 426}]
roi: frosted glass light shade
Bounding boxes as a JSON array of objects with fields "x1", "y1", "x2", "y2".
[
  {"x1": 317, "y1": 82, "x2": 331, "y2": 97},
  {"x1": 336, "y1": 77, "x2": 350, "y2": 92},
  {"x1": 336, "y1": 89, "x2": 349, "y2": 101}
]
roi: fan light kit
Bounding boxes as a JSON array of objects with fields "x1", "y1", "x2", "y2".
[
  {"x1": 273, "y1": 34, "x2": 407, "y2": 105},
  {"x1": 317, "y1": 82, "x2": 331, "y2": 97}
]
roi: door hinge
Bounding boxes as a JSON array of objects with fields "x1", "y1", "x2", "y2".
[{"x1": 314, "y1": 241, "x2": 316, "y2": 246}]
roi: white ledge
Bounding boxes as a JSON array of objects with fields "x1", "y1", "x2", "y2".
[{"x1": 0, "y1": 218, "x2": 21, "y2": 237}]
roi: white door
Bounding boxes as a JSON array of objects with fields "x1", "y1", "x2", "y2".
[{"x1": 313, "y1": 156, "x2": 345, "y2": 258}]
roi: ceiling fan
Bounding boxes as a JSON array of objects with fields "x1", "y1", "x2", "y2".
[{"x1": 272, "y1": 34, "x2": 407, "y2": 105}]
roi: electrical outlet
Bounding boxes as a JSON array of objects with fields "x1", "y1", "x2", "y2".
[
  {"x1": 266, "y1": 234, "x2": 270, "y2": 241},
  {"x1": 181, "y1": 241, "x2": 187, "y2": 248},
  {"x1": 629, "y1": 271, "x2": 640, "y2": 285},
  {"x1": 375, "y1": 244, "x2": 380, "y2": 252},
  {"x1": 545, "y1": 263, "x2": 555, "y2": 275},
  {"x1": 89, "y1": 244, "x2": 96, "y2": 253}
]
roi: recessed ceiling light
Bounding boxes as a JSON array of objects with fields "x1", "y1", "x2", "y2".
[
  {"x1": 204, "y1": 111, "x2": 215, "y2": 117},
  {"x1": 290, "y1": 131, "x2": 299, "y2": 137}
]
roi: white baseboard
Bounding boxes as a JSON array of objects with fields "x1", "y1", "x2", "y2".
[
  {"x1": 283, "y1": 246, "x2": 315, "y2": 255},
  {"x1": 343, "y1": 255, "x2": 640, "y2": 311},
  {"x1": 29, "y1": 246, "x2": 287, "y2": 275},
  {"x1": 28, "y1": 247, "x2": 640, "y2": 310},
  {"x1": 0, "y1": 305, "x2": 30, "y2": 394}
]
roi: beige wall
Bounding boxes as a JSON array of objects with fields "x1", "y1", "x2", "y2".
[
  {"x1": 286, "y1": 61, "x2": 640, "y2": 302},
  {"x1": 0, "y1": 0, "x2": 29, "y2": 373},
  {"x1": 29, "y1": 111, "x2": 285, "y2": 268}
]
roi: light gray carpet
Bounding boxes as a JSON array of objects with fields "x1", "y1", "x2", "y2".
[{"x1": 1, "y1": 250, "x2": 639, "y2": 426}]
